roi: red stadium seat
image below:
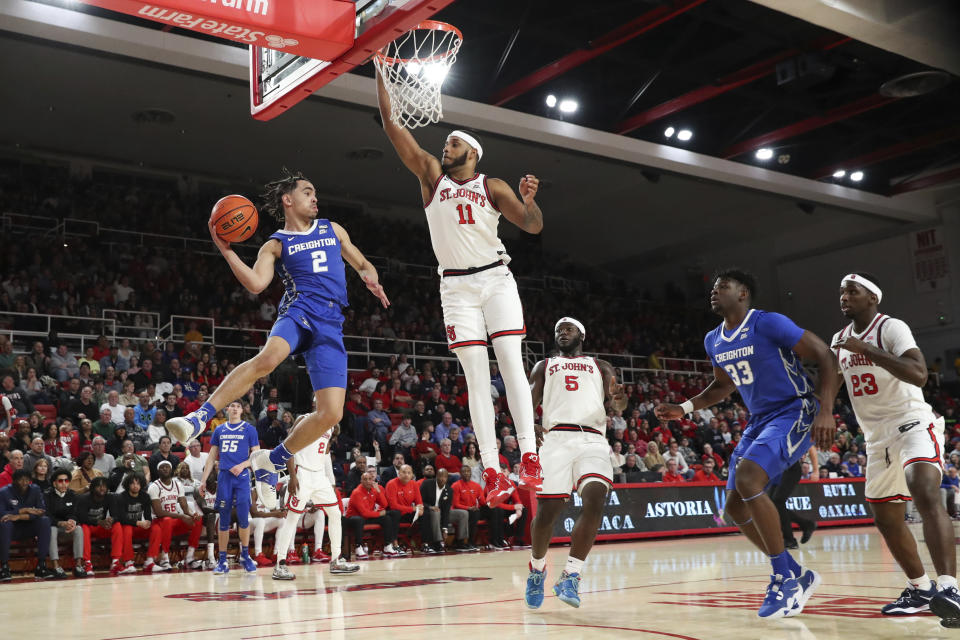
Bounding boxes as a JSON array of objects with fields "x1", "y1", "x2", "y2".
[{"x1": 35, "y1": 404, "x2": 57, "y2": 420}]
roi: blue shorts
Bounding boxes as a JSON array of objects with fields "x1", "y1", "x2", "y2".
[
  {"x1": 269, "y1": 297, "x2": 347, "y2": 391},
  {"x1": 216, "y1": 471, "x2": 251, "y2": 512},
  {"x1": 727, "y1": 398, "x2": 817, "y2": 493}
]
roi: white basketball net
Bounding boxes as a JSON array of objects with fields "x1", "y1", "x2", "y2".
[{"x1": 373, "y1": 23, "x2": 462, "y2": 129}]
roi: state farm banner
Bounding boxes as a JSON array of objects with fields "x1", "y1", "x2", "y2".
[
  {"x1": 910, "y1": 227, "x2": 951, "y2": 294},
  {"x1": 77, "y1": 0, "x2": 356, "y2": 60},
  {"x1": 550, "y1": 478, "x2": 871, "y2": 542}
]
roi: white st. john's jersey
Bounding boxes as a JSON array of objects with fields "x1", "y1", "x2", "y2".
[
  {"x1": 424, "y1": 172, "x2": 511, "y2": 274},
  {"x1": 832, "y1": 313, "x2": 932, "y2": 441},
  {"x1": 541, "y1": 356, "x2": 606, "y2": 433},
  {"x1": 294, "y1": 423, "x2": 334, "y2": 482}
]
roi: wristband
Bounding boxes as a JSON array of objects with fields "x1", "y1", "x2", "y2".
[{"x1": 679, "y1": 400, "x2": 694, "y2": 415}]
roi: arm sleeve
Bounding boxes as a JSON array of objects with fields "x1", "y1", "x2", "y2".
[
  {"x1": 879, "y1": 318, "x2": 919, "y2": 357},
  {"x1": 758, "y1": 312, "x2": 805, "y2": 349}
]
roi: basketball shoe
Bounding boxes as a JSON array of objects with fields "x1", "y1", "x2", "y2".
[
  {"x1": 272, "y1": 563, "x2": 295, "y2": 581},
  {"x1": 284, "y1": 550, "x2": 300, "y2": 566},
  {"x1": 249, "y1": 449, "x2": 280, "y2": 509},
  {"x1": 241, "y1": 555, "x2": 258, "y2": 574},
  {"x1": 553, "y1": 571, "x2": 581, "y2": 608},
  {"x1": 882, "y1": 583, "x2": 938, "y2": 615},
  {"x1": 330, "y1": 558, "x2": 361, "y2": 574},
  {"x1": 482, "y1": 468, "x2": 513, "y2": 508},
  {"x1": 254, "y1": 553, "x2": 273, "y2": 567},
  {"x1": 312, "y1": 549, "x2": 331, "y2": 563},
  {"x1": 757, "y1": 574, "x2": 802, "y2": 619},
  {"x1": 525, "y1": 564, "x2": 546, "y2": 609},
  {"x1": 518, "y1": 453, "x2": 543, "y2": 492},
  {"x1": 212, "y1": 559, "x2": 230, "y2": 575},
  {"x1": 785, "y1": 568, "x2": 821, "y2": 617},
  {"x1": 930, "y1": 586, "x2": 960, "y2": 620},
  {"x1": 165, "y1": 413, "x2": 206, "y2": 445}
]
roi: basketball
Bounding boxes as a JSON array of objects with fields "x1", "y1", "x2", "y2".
[{"x1": 210, "y1": 195, "x2": 258, "y2": 243}]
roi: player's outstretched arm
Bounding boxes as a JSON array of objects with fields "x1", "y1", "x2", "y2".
[
  {"x1": 486, "y1": 176, "x2": 544, "y2": 234},
  {"x1": 209, "y1": 218, "x2": 279, "y2": 294},
  {"x1": 793, "y1": 331, "x2": 841, "y2": 449},
  {"x1": 375, "y1": 70, "x2": 442, "y2": 190},
  {"x1": 597, "y1": 359, "x2": 628, "y2": 412},
  {"x1": 654, "y1": 366, "x2": 737, "y2": 422},
  {"x1": 332, "y1": 222, "x2": 390, "y2": 308}
]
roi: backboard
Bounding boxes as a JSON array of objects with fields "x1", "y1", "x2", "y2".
[{"x1": 250, "y1": 0, "x2": 457, "y2": 121}]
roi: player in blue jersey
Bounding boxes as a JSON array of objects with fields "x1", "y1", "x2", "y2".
[
  {"x1": 656, "y1": 268, "x2": 840, "y2": 619},
  {"x1": 168, "y1": 170, "x2": 390, "y2": 510},
  {"x1": 200, "y1": 400, "x2": 260, "y2": 574}
]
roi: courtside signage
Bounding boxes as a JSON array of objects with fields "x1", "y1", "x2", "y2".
[{"x1": 75, "y1": 0, "x2": 355, "y2": 60}]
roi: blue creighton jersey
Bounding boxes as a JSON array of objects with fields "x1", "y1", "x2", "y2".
[
  {"x1": 704, "y1": 309, "x2": 814, "y2": 420},
  {"x1": 211, "y1": 421, "x2": 258, "y2": 478},
  {"x1": 270, "y1": 219, "x2": 348, "y2": 311}
]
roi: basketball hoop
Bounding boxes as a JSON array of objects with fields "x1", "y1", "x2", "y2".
[{"x1": 373, "y1": 20, "x2": 462, "y2": 129}]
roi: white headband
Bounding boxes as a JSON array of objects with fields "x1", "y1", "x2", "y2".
[
  {"x1": 555, "y1": 316, "x2": 586, "y2": 339},
  {"x1": 448, "y1": 130, "x2": 483, "y2": 161},
  {"x1": 841, "y1": 273, "x2": 882, "y2": 303}
]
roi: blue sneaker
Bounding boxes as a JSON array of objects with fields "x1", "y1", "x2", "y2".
[
  {"x1": 250, "y1": 450, "x2": 280, "y2": 509},
  {"x1": 882, "y1": 583, "x2": 937, "y2": 615},
  {"x1": 929, "y1": 585, "x2": 960, "y2": 620},
  {"x1": 165, "y1": 414, "x2": 204, "y2": 445},
  {"x1": 525, "y1": 565, "x2": 546, "y2": 609},
  {"x1": 757, "y1": 574, "x2": 801, "y2": 619},
  {"x1": 241, "y1": 555, "x2": 258, "y2": 574},
  {"x1": 212, "y1": 560, "x2": 230, "y2": 576},
  {"x1": 785, "y1": 568, "x2": 821, "y2": 617},
  {"x1": 553, "y1": 571, "x2": 581, "y2": 608}
]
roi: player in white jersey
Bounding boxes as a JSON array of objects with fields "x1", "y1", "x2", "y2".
[
  {"x1": 272, "y1": 419, "x2": 359, "y2": 579},
  {"x1": 524, "y1": 317, "x2": 626, "y2": 609},
  {"x1": 376, "y1": 70, "x2": 544, "y2": 507},
  {"x1": 831, "y1": 272, "x2": 958, "y2": 618},
  {"x1": 146, "y1": 460, "x2": 203, "y2": 572}
]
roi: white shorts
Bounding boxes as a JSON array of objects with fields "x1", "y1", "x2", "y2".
[
  {"x1": 865, "y1": 415, "x2": 945, "y2": 503},
  {"x1": 537, "y1": 429, "x2": 613, "y2": 500},
  {"x1": 439, "y1": 264, "x2": 525, "y2": 349},
  {"x1": 286, "y1": 467, "x2": 338, "y2": 514}
]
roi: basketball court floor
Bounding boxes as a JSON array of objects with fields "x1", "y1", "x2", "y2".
[{"x1": 1, "y1": 525, "x2": 953, "y2": 639}]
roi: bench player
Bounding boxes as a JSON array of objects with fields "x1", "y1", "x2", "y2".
[
  {"x1": 376, "y1": 71, "x2": 542, "y2": 506},
  {"x1": 525, "y1": 317, "x2": 627, "y2": 609},
  {"x1": 167, "y1": 170, "x2": 389, "y2": 509},
  {"x1": 200, "y1": 400, "x2": 259, "y2": 574},
  {"x1": 272, "y1": 418, "x2": 359, "y2": 579},
  {"x1": 656, "y1": 269, "x2": 838, "y2": 619},
  {"x1": 831, "y1": 272, "x2": 958, "y2": 618}
]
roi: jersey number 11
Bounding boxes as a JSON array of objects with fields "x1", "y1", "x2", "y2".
[{"x1": 456, "y1": 204, "x2": 475, "y2": 225}]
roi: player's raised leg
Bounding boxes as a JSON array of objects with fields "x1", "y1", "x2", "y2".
[{"x1": 491, "y1": 334, "x2": 541, "y2": 490}]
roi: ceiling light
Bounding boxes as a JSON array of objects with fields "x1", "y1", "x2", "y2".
[
  {"x1": 850, "y1": 171, "x2": 864, "y2": 182},
  {"x1": 664, "y1": 127, "x2": 675, "y2": 138},
  {"x1": 755, "y1": 148, "x2": 773, "y2": 160},
  {"x1": 558, "y1": 99, "x2": 578, "y2": 113},
  {"x1": 545, "y1": 94, "x2": 557, "y2": 108},
  {"x1": 676, "y1": 129, "x2": 692, "y2": 141},
  {"x1": 421, "y1": 62, "x2": 450, "y2": 85},
  {"x1": 832, "y1": 169, "x2": 846, "y2": 179}
]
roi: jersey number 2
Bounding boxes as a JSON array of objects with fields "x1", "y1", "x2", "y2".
[
  {"x1": 851, "y1": 373, "x2": 878, "y2": 396},
  {"x1": 456, "y1": 204, "x2": 475, "y2": 225},
  {"x1": 311, "y1": 250, "x2": 328, "y2": 273},
  {"x1": 317, "y1": 440, "x2": 327, "y2": 455}
]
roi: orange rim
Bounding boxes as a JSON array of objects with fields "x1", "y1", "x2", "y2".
[{"x1": 375, "y1": 20, "x2": 463, "y2": 66}]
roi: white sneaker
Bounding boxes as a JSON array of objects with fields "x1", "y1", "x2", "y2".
[
  {"x1": 272, "y1": 564, "x2": 296, "y2": 581},
  {"x1": 144, "y1": 562, "x2": 169, "y2": 573},
  {"x1": 119, "y1": 564, "x2": 137, "y2": 575},
  {"x1": 355, "y1": 546, "x2": 367, "y2": 559},
  {"x1": 330, "y1": 558, "x2": 361, "y2": 574},
  {"x1": 165, "y1": 415, "x2": 203, "y2": 445},
  {"x1": 249, "y1": 449, "x2": 279, "y2": 510},
  {"x1": 383, "y1": 544, "x2": 399, "y2": 557},
  {"x1": 202, "y1": 559, "x2": 217, "y2": 571}
]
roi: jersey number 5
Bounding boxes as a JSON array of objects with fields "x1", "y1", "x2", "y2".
[
  {"x1": 311, "y1": 250, "x2": 328, "y2": 273},
  {"x1": 723, "y1": 361, "x2": 755, "y2": 386},
  {"x1": 456, "y1": 204, "x2": 475, "y2": 225},
  {"x1": 850, "y1": 373, "x2": 879, "y2": 396},
  {"x1": 565, "y1": 375, "x2": 579, "y2": 391},
  {"x1": 221, "y1": 440, "x2": 239, "y2": 453}
]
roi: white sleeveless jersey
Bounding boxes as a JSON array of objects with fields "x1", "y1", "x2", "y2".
[
  {"x1": 294, "y1": 426, "x2": 333, "y2": 475},
  {"x1": 832, "y1": 313, "x2": 931, "y2": 441},
  {"x1": 424, "y1": 172, "x2": 511, "y2": 273},
  {"x1": 147, "y1": 478, "x2": 184, "y2": 515},
  {"x1": 541, "y1": 356, "x2": 606, "y2": 432}
]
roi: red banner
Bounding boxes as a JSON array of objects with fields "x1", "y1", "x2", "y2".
[{"x1": 78, "y1": 0, "x2": 356, "y2": 60}]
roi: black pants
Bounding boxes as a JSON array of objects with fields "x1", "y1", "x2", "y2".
[
  {"x1": 399, "y1": 510, "x2": 434, "y2": 544},
  {"x1": 769, "y1": 462, "x2": 814, "y2": 541},
  {"x1": 347, "y1": 510, "x2": 400, "y2": 547},
  {"x1": 0, "y1": 516, "x2": 51, "y2": 563},
  {"x1": 487, "y1": 506, "x2": 528, "y2": 544}
]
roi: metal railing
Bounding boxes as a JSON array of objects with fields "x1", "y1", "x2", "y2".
[{"x1": 0, "y1": 311, "x2": 117, "y2": 353}]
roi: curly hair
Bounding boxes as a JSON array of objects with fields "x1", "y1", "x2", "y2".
[
  {"x1": 712, "y1": 267, "x2": 758, "y2": 301},
  {"x1": 261, "y1": 168, "x2": 308, "y2": 223}
]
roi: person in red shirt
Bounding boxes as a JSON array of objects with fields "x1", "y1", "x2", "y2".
[
  {"x1": 434, "y1": 439, "x2": 461, "y2": 478},
  {"x1": 692, "y1": 458, "x2": 721, "y2": 483},
  {"x1": 701, "y1": 443, "x2": 725, "y2": 469},
  {"x1": 486, "y1": 463, "x2": 527, "y2": 549},
  {"x1": 661, "y1": 460, "x2": 686, "y2": 483},
  {"x1": 385, "y1": 464, "x2": 436, "y2": 551},
  {"x1": 449, "y1": 465, "x2": 483, "y2": 551},
  {"x1": 345, "y1": 470, "x2": 403, "y2": 558}
]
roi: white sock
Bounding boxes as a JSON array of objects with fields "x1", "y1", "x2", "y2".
[
  {"x1": 206, "y1": 543, "x2": 214, "y2": 558},
  {"x1": 275, "y1": 510, "x2": 301, "y2": 560},
  {"x1": 185, "y1": 547, "x2": 195, "y2": 562},
  {"x1": 565, "y1": 556, "x2": 585, "y2": 575},
  {"x1": 530, "y1": 555, "x2": 546, "y2": 571},
  {"x1": 145, "y1": 556, "x2": 155, "y2": 565},
  {"x1": 325, "y1": 506, "x2": 341, "y2": 562},
  {"x1": 456, "y1": 345, "x2": 498, "y2": 469},
  {"x1": 492, "y1": 335, "x2": 536, "y2": 456},
  {"x1": 909, "y1": 573, "x2": 933, "y2": 591},
  {"x1": 314, "y1": 509, "x2": 327, "y2": 551},
  {"x1": 938, "y1": 575, "x2": 958, "y2": 591}
]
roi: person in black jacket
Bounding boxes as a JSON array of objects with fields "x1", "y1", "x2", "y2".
[
  {"x1": 419, "y1": 466, "x2": 455, "y2": 553},
  {"x1": 76, "y1": 477, "x2": 115, "y2": 575},
  {"x1": 0, "y1": 469, "x2": 55, "y2": 580},
  {"x1": 109, "y1": 473, "x2": 156, "y2": 575},
  {"x1": 46, "y1": 467, "x2": 86, "y2": 579}
]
